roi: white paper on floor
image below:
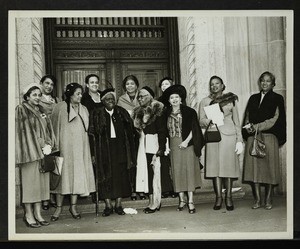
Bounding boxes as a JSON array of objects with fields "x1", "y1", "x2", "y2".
[{"x1": 123, "y1": 208, "x2": 138, "y2": 214}]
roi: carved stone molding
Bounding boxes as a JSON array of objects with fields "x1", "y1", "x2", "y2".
[
  {"x1": 186, "y1": 17, "x2": 198, "y2": 110},
  {"x1": 31, "y1": 18, "x2": 45, "y2": 83}
]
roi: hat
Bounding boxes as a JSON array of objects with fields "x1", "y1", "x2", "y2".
[
  {"x1": 161, "y1": 84, "x2": 187, "y2": 105},
  {"x1": 100, "y1": 88, "x2": 116, "y2": 100},
  {"x1": 22, "y1": 83, "x2": 41, "y2": 96},
  {"x1": 141, "y1": 86, "x2": 155, "y2": 98},
  {"x1": 64, "y1": 83, "x2": 83, "y2": 98}
]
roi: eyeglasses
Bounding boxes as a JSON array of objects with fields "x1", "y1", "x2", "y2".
[{"x1": 137, "y1": 95, "x2": 149, "y2": 99}]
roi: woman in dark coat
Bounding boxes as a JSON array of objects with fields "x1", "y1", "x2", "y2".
[
  {"x1": 16, "y1": 84, "x2": 56, "y2": 228},
  {"x1": 89, "y1": 88, "x2": 137, "y2": 216},
  {"x1": 81, "y1": 74, "x2": 102, "y2": 114},
  {"x1": 162, "y1": 85, "x2": 205, "y2": 214},
  {"x1": 243, "y1": 71, "x2": 286, "y2": 210}
]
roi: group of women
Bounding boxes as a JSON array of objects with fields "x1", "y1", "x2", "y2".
[{"x1": 15, "y1": 71, "x2": 286, "y2": 228}]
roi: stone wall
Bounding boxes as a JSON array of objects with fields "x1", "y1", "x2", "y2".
[
  {"x1": 15, "y1": 18, "x2": 46, "y2": 206},
  {"x1": 178, "y1": 16, "x2": 287, "y2": 194}
]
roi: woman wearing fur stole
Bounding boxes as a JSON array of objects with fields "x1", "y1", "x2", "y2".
[
  {"x1": 199, "y1": 76, "x2": 243, "y2": 211},
  {"x1": 132, "y1": 86, "x2": 168, "y2": 214}
]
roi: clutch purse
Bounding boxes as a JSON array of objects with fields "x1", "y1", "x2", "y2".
[
  {"x1": 204, "y1": 120, "x2": 221, "y2": 143},
  {"x1": 249, "y1": 127, "x2": 266, "y2": 158}
]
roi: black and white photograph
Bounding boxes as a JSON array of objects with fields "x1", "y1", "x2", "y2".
[{"x1": 8, "y1": 9, "x2": 293, "y2": 240}]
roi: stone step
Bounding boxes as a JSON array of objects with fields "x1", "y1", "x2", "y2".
[{"x1": 16, "y1": 190, "x2": 247, "y2": 218}]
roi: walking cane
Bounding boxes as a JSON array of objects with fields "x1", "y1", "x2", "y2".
[{"x1": 91, "y1": 133, "x2": 100, "y2": 216}]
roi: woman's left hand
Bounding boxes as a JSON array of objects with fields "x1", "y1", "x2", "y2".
[
  {"x1": 179, "y1": 140, "x2": 188, "y2": 149},
  {"x1": 235, "y1": 142, "x2": 244, "y2": 155}
]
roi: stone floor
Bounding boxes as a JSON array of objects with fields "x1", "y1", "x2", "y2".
[{"x1": 11, "y1": 194, "x2": 292, "y2": 241}]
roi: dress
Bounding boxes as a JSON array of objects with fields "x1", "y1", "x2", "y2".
[
  {"x1": 243, "y1": 90, "x2": 286, "y2": 184},
  {"x1": 199, "y1": 93, "x2": 242, "y2": 178},
  {"x1": 166, "y1": 105, "x2": 203, "y2": 192},
  {"x1": 50, "y1": 102, "x2": 96, "y2": 196},
  {"x1": 89, "y1": 105, "x2": 137, "y2": 199},
  {"x1": 15, "y1": 102, "x2": 56, "y2": 203}
]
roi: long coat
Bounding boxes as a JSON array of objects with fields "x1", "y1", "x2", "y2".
[
  {"x1": 117, "y1": 92, "x2": 139, "y2": 116},
  {"x1": 89, "y1": 105, "x2": 137, "y2": 198},
  {"x1": 50, "y1": 102, "x2": 96, "y2": 196}
]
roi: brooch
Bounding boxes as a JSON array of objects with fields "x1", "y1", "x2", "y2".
[{"x1": 40, "y1": 113, "x2": 47, "y2": 119}]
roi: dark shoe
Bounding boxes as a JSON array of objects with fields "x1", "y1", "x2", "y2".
[
  {"x1": 131, "y1": 195, "x2": 137, "y2": 201},
  {"x1": 139, "y1": 194, "x2": 146, "y2": 200},
  {"x1": 102, "y1": 207, "x2": 114, "y2": 217},
  {"x1": 50, "y1": 205, "x2": 62, "y2": 222},
  {"x1": 252, "y1": 200, "x2": 261, "y2": 209},
  {"x1": 213, "y1": 197, "x2": 223, "y2": 210},
  {"x1": 37, "y1": 220, "x2": 50, "y2": 226},
  {"x1": 144, "y1": 203, "x2": 161, "y2": 214},
  {"x1": 69, "y1": 205, "x2": 81, "y2": 219},
  {"x1": 23, "y1": 216, "x2": 41, "y2": 228},
  {"x1": 42, "y1": 202, "x2": 49, "y2": 210},
  {"x1": 114, "y1": 206, "x2": 125, "y2": 215},
  {"x1": 225, "y1": 197, "x2": 234, "y2": 211},
  {"x1": 177, "y1": 201, "x2": 186, "y2": 211},
  {"x1": 187, "y1": 202, "x2": 196, "y2": 214},
  {"x1": 161, "y1": 193, "x2": 169, "y2": 198},
  {"x1": 170, "y1": 192, "x2": 178, "y2": 198}
]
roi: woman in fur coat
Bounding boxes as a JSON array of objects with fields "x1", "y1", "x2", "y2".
[
  {"x1": 132, "y1": 86, "x2": 167, "y2": 214},
  {"x1": 16, "y1": 84, "x2": 56, "y2": 228}
]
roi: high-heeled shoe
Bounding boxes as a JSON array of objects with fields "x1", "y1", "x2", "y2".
[
  {"x1": 102, "y1": 207, "x2": 114, "y2": 217},
  {"x1": 252, "y1": 200, "x2": 261, "y2": 209},
  {"x1": 265, "y1": 199, "x2": 273, "y2": 210},
  {"x1": 213, "y1": 197, "x2": 223, "y2": 210},
  {"x1": 187, "y1": 202, "x2": 196, "y2": 214},
  {"x1": 50, "y1": 205, "x2": 62, "y2": 222},
  {"x1": 144, "y1": 204, "x2": 161, "y2": 214},
  {"x1": 23, "y1": 216, "x2": 41, "y2": 228},
  {"x1": 139, "y1": 194, "x2": 146, "y2": 200},
  {"x1": 114, "y1": 206, "x2": 125, "y2": 215},
  {"x1": 69, "y1": 204, "x2": 81, "y2": 219},
  {"x1": 177, "y1": 201, "x2": 186, "y2": 211},
  {"x1": 225, "y1": 197, "x2": 234, "y2": 211},
  {"x1": 131, "y1": 194, "x2": 137, "y2": 201},
  {"x1": 36, "y1": 219, "x2": 50, "y2": 226}
]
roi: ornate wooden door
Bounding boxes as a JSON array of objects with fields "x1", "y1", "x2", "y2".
[{"x1": 44, "y1": 17, "x2": 180, "y2": 99}]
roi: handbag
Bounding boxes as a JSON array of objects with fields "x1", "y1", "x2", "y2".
[
  {"x1": 204, "y1": 120, "x2": 222, "y2": 143},
  {"x1": 249, "y1": 127, "x2": 266, "y2": 158},
  {"x1": 41, "y1": 150, "x2": 61, "y2": 173}
]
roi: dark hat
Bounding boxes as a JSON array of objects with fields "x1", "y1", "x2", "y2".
[
  {"x1": 141, "y1": 86, "x2": 155, "y2": 98},
  {"x1": 100, "y1": 88, "x2": 116, "y2": 100},
  {"x1": 161, "y1": 84, "x2": 187, "y2": 104},
  {"x1": 65, "y1": 83, "x2": 83, "y2": 98}
]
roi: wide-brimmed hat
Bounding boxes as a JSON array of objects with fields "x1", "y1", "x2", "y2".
[{"x1": 161, "y1": 84, "x2": 187, "y2": 105}]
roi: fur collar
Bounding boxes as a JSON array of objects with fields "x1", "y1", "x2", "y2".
[
  {"x1": 132, "y1": 100, "x2": 164, "y2": 130},
  {"x1": 210, "y1": 92, "x2": 238, "y2": 107}
]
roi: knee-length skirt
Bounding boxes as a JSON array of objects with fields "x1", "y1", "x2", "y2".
[
  {"x1": 169, "y1": 136, "x2": 201, "y2": 192},
  {"x1": 21, "y1": 160, "x2": 50, "y2": 203},
  {"x1": 243, "y1": 133, "x2": 280, "y2": 185}
]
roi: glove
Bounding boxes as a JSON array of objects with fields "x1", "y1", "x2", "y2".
[
  {"x1": 42, "y1": 144, "x2": 52, "y2": 155},
  {"x1": 235, "y1": 142, "x2": 243, "y2": 155}
]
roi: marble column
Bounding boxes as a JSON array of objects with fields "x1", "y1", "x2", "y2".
[
  {"x1": 15, "y1": 18, "x2": 46, "y2": 206},
  {"x1": 178, "y1": 16, "x2": 286, "y2": 194}
]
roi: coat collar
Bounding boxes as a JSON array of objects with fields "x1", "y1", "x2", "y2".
[{"x1": 68, "y1": 103, "x2": 89, "y2": 131}]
